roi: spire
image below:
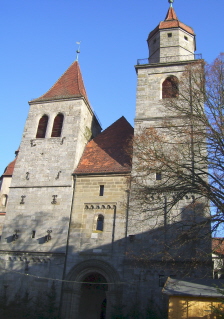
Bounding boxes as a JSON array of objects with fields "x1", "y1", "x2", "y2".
[
  {"x1": 165, "y1": 3, "x2": 178, "y2": 21},
  {"x1": 30, "y1": 61, "x2": 89, "y2": 103},
  {"x1": 148, "y1": 1, "x2": 194, "y2": 40}
]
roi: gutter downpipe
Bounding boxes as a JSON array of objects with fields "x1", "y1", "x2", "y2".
[{"x1": 59, "y1": 174, "x2": 77, "y2": 317}]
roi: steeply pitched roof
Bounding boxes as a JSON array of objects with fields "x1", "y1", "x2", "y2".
[
  {"x1": 148, "y1": 6, "x2": 195, "y2": 40},
  {"x1": 74, "y1": 117, "x2": 133, "y2": 175},
  {"x1": 30, "y1": 61, "x2": 89, "y2": 103},
  {"x1": 2, "y1": 157, "x2": 17, "y2": 178},
  {"x1": 1, "y1": 150, "x2": 19, "y2": 179},
  {"x1": 164, "y1": 6, "x2": 178, "y2": 21}
]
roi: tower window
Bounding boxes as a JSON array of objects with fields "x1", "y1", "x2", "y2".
[
  {"x1": 99, "y1": 185, "x2": 104, "y2": 196},
  {"x1": 153, "y1": 38, "x2": 156, "y2": 44},
  {"x1": 36, "y1": 115, "x2": 49, "y2": 138},
  {"x1": 2, "y1": 194, "x2": 8, "y2": 207},
  {"x1": 162, "y1": 76, "x2": 179, "y2": 99},
  {"x1": 96, "y1": 215, "x2": 104, "y2": 231},
  {"x1": 168, "y1": 33, "x2": 172, "y2": 38},
  {"x1": 156, "y1": 172, "x2": 162, "y2": 180},
  {"x1": 159, "y1": 275, "x2": 166, "y2": 287},
  {"x1": 51, "y1": 113, "x2": 64, "y2": 137},
  {"x1": 31, "y1": 230, "x2": 36, "y2": 238},
  {"x1": 184, "y1": 36, "x2": 188, "y2": 41}
]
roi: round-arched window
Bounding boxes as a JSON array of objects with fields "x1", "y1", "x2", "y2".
[
  {"x1": 162, "y1": 76, "x2": 179, "y2": 98},
  {"x1": 51, "y1": 113, "x2": 64, "y2": 137},
  {"x1": 96, "y1": 215, "x2": 104, "y2": 231},
  {"x1": 36, "y1": 115, "x2": 49, "y2": 138}
]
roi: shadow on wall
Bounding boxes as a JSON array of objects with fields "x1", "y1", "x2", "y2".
[{"x1": 0, "y1": 203, "x2": 212, "y2": 319}]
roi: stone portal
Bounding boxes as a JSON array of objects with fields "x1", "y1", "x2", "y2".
[{"x1": 78, "y1": 273, "x2": 108, "y2": 319}]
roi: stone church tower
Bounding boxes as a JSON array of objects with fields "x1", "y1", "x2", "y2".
[{"x1": 0, "y1": 2, "x2": 212, "y2": 318}]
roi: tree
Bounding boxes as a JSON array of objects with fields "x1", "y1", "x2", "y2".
[{"x1": 130, "y1": 54, "x2": 224, "y2": 257}]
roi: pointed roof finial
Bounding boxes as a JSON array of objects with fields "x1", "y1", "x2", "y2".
[
  {"x1": 76, "y1": 41, "x2": 81, "y2": 61},
  {"x1": 168, "y1": 0, "x2": 174, "y2": 7}
]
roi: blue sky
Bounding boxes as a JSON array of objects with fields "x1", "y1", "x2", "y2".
[{"x1": 0, "y1": 0, "x2": 223, "y2": 174}]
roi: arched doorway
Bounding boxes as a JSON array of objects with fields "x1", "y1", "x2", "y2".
[
  {"x1": 61, "y1": 260, "x2": 122, "y2": 319},
  {"x1": 78, "y1": 272, "x2": 108, "y2": 319}
]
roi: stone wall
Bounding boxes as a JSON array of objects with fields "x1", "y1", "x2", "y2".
[{"x1": 0, "y1": 96, "x2": 101, "y2": 302}]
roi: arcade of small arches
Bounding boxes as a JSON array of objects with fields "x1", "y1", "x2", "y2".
[{"x1": 85, "y1": 204, "x2": 116, "y2": 210}]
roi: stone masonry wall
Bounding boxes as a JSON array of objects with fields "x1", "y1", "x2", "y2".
[{"x1": 0, "y1": 97, "x2": 101, "y2": 302}]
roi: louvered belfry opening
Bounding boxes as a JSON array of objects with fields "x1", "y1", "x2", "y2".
[
  {"x1": 36, "y1": 115, "x2": 49, "y2": 138},
  {"x1": 51, "y1": 113, "x2": 64, "y2": 137},
  {"x1": 162, "y1": 76, "x2": 179, "y2": 98}
]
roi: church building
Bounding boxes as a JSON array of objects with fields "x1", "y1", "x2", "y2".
[{"x1": 0, "y1": 2, "x2": 212, "y2": 318}]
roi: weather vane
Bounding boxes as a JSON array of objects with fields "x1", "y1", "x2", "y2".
[
  {"x1": 168, "y1": 0, "x2": 174, "y2": 7},
  {"x1": 76, "y1": 41, "x2": 81, "y2": 61}
]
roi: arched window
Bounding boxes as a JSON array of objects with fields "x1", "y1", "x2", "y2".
[
  {"x1": 2, "y1": 194, "x2": 8, "y2": 207},
  {"x1": 96, "y1": 215, "x2": 104, "y2": 231},
  {"x1": 162, "y1": 76, "x2": 178, "y2": 98},
  {"x1": 51, "y1": 113, "x2": 64, "y2": 137},
  {"x1": 36, "y1": 115, "x2": 48, "y2": 138}
]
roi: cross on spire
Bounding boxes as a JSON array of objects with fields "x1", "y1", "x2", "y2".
[
  {"x1": 76, "y1": 41, "x2": 81, "y2": 61},
  {"x1": 168, "y1": 0, "x2": 174, "y2": 7}
]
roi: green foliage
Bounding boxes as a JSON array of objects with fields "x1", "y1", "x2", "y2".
[
  {"x1": 111, "y1": 299, "x2": 165, "y2": 319},
  {"x1": 111, "y1": 301, "x2": 127, "y2": 319},
  {"x1": 0, "y1": 289, "x2": 32, "y2": 319},
  {"x1": 0, "y1": 281, "x2": 60, "y2": 319},
  {"x1": 211, "y1": 287, "x2": 224, "y2": 318},
  {"x1": 128, "y1": 301, "x2": 143, "y2": 319}
]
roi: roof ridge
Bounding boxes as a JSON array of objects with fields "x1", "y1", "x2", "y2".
[
  {"x1": 76, "y1": 62, "x2": 89, "y2": 102},
  {"x1": 74, "y1": 116, "x2": 134, "y2": 175}
]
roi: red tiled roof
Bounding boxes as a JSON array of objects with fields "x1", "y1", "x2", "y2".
[
  {"x1": 30, "y1": 61, "x2": 89, "y2": 103},
  {"x1": 2, "y1": 157, "x2": 17, "y2": 177},
  {"x1": 164, "y1": 6, "x2": 178, "y2": 20},
  {"x1": 148, "y1": 6, "x2": 195, "y2": 40},
  {"x1": 74, "y1": 117, "x2": 133, "y2": 174},
  {"x1": 212, "y1": 238, "x2": 224, "y2": 255}
]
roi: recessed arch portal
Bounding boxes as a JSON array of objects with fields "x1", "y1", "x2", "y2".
[
  {"x1": 79, "y1": 272, "x2": 108, "y2": 319},
  {"x1": 61, "y1": 260, "x2": 122, "y2": 319}
]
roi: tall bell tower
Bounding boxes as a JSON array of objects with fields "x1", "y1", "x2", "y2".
[
  {"x1": 134, "y1": 0, "x2": 200, "y2": 130},
  {"x1": 147, "y1": 0, "x2": 196, "y2": 64},
  {"x1": 127, "y1": 1, "x2": 211, "y2": 311},
  {"x1": 0, "y1": 60, "x2": 101, "y2": 257}
]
